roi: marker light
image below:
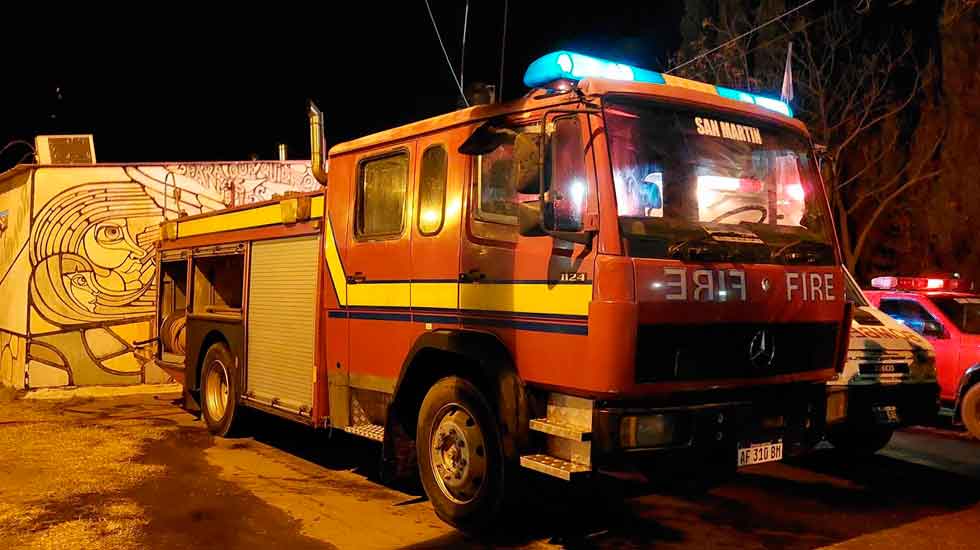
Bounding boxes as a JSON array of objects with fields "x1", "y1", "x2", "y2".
[
  {"x1": 524, "y1": 51, "x2": 665, "y2": 87},
  {"x1": 871, "y1": 276, "x2": 898, "y2": 290}
]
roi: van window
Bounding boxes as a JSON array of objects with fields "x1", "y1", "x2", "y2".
[
  {"x1": 357, "y1": 151, "x2": 409, "y2": 237},
  {"x1": 418, "y1": 145, "x2": 448, "y2": 235}
]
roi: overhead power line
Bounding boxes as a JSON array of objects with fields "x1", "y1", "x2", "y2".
[
  {"x1": 668, "y1": 0, "x2": 819, "y2": 74},
  {"x1": 424, "y1": 0, "x2": 469, "y2": 107}
]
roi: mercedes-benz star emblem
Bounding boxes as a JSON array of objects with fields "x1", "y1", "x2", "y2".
[
  {"x1": 748, "y1": 330, "x2": 776, "y2": 368},
  {"x1": 761, "y1": 278, "x2": 771, "y2": 292}
]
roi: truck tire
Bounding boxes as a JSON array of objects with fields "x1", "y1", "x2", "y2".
[
  {"x1": 199, "y1": 342, "x2": 244, "y2": 437},
  {"x1": 961, "y1": 384, "x2": 980, "y2": 440},
  {"x1": 417, "y1": 376, "x2": 506, "y2": 533},
  {"x1": 828, "y1": 426, "x2": 893, "y2": 456}
]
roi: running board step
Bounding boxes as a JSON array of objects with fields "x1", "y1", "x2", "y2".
[
  {"x1": 529, "y1": 418, "x2": 591, "y2": 441},
  {"x1": 343, "y1": 424, "x2": 385, "y2": 442},
  {"x1": 520, "y1": 454, "x2": 590, "y2": 481}
]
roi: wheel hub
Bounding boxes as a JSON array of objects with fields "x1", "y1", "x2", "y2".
[
  {"x1": 429, "y1": 404, "x2": 487, "y2": 504},
  {"x1": 204, "y1": 359, "x2": 230, "y2": 421}
]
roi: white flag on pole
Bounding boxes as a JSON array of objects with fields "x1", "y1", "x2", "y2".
[{"x1": 781, "y1": 42, "x2": 794, "y2": 103}]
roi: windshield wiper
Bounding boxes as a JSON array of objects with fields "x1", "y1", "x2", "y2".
[
  {"x1": 667, "y1": 234, "x2": 731, "y2": 262},
  {"x1": 770, "y1": 239, "x2": 831, "y2": 265}
]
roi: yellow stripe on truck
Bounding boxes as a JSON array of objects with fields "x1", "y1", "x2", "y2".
[
  {"x1": 323, "y1": 216, "x2": 348, "y2": 306},
  {"x1": 411, "y1": 282, "x2": 459, "y2": 309},
  {"x1": 179, "y1": 204, "x2": 283, "y2": 238},
  {"x1": 460, "y1": 283, "x2": 592, "y2": 317},
  {"x1": 321, "y1": 215, "x2": 591, "y2": 316},
  {"x1": 177, "y1": 195, "x2": 325, "y2": 238}
]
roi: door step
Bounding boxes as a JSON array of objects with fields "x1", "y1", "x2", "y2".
[
  {"x1": 529, "y1": 418, "x2": 591, "y2": 441},
  {"x1": 343, "y1": 424, "x2": 385, "y2": 442},
  {"x1": 519, "y1": 454, "x2": 590, "y2": 481}
]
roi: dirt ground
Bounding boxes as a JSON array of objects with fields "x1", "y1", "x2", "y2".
[{"x1": 1, "y1": 388, "x2": 978, "y2": 549}]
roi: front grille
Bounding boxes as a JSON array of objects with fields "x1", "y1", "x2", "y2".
[{"x1": 635, "y1": 323, "x2": 839, "y2": 383}]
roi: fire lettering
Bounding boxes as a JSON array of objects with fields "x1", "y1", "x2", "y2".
[{"x1": 787, "y1": 272, "x2": 838, "y2": 302}]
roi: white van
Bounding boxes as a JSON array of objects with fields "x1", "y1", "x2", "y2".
[{"x1": 824, "y1": 268, "x2": 940, "y2": 454}]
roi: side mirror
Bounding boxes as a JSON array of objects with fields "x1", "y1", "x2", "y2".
[
  {"x1": 518, "y1": 200, "x2": 547, "y2": 237},
  {"x1": 513, "y1": 133, "x2": 543, "y2": 194},
  {"x1": 519, "y1": 199, "x2": 594, "y2": 244},
  {"x1": 922, "y1": 320, "x2": 946, "y2": 339},
  {"x1": 459, "y1": 121, "x2": 514, "y2": 156}
]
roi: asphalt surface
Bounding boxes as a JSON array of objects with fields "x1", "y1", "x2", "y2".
[{"x1": 1, "y1": 389, "x2": 978, "y2": 549}]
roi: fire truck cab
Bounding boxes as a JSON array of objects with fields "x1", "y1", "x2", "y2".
[
  {"x1": 864, "y1": 275, "x2": 980, "y2": 439},
  {"x1": 153, "y1": 51, "x2": 850, "y2": 531}
]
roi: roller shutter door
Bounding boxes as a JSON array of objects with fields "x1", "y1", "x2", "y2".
[{"x1": 246, "y1": 235, "x2": 318, "y2": 414}]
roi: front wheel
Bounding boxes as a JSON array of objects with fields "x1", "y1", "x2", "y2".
[
  {"x1": 828, "y1": 426, "x2": 893, "y2": 456},
  {"x1": 416, "y1": 376, "x2": 506, "y2": 533},
  {"x1": 199, "y1": 342, "x2": 244, "y2": 437},
  {"x1": 961, "y1": 384, "x2": 980, "y2": 440}
]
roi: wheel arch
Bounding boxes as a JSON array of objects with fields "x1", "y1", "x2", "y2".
[{"x1": 382, "y1": 329, "x2": 529, "y2": 478}]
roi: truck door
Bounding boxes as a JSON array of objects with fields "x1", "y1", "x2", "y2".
[
  {"x1": 343, "y1": 144, "x2": 416, "y2": 391},
  {"x1": 458, "y1": 114, "x2": 596, "y2": 385},
  {"x1": 410, "y1": 137, "x2": 460, "y2": 327}
]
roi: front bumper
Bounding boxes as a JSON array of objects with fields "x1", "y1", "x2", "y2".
[
  {"x1": 591, "y1": 383, "x2": 827, "y2": 472},
  {"x1": 826, "y1": 383, "x2": 940, "y2": 428}
]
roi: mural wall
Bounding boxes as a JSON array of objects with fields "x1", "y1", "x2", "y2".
[{"x1": 0, "y1": 161, "x2": 316, "y2": 389}]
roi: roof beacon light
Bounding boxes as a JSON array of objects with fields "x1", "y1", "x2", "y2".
[
  {"x1": 523, "y1": 51, "x2": 793, "y2": 117},
  {"x1": 871, "y1": 275, "x2": 966, "y2": 292},
  {"x1": 523, "y1": 51, "x2": 665, "y2": 88}
]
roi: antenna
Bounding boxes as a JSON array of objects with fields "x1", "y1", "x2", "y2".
[
  {"x1": 499, "y1": 0, "x2": 509, "y2": 101},
  {"x1": 460, "y1": 0, "x2": 470, "y2": 92}
]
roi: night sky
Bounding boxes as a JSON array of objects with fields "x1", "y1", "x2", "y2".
[{"x1": 0, "y1": 3, "x2": 684, "y2": 168}]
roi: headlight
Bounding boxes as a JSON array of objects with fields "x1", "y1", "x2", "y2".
[{"x1": 619, "y1": 414, "x2": 689, "y2": 448}]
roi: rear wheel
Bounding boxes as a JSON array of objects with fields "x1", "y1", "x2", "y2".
[
  {"x1": 828, "y1": 425, "x2": 893, "y2": 456},
  {"x1": 961, "y1": 384, "x2": 980, "y2": 440},
  {"x1": 417, "y1": 376, "x2": 506, "y2": 533},
  {"x1": 200, "y1": 342, "x2": 243, "y2": 437}
]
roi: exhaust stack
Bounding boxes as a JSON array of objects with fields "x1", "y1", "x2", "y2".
[{"x1": 307, "y1": 101, "x2": 328, "y2": 186}]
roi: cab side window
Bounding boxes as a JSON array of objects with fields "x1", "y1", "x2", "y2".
[
  {"x1": 878, "y1": 299, "x2": 942, "y2": 336},
  {"x1": 418, "y1": 145, "x2": 448, "y2": 235},
  {"x1": 357, "y1": 151, "x2": 409, "y2": 238},
  {"x1": 475, "y1": 127, "x2": 537, "y2": 225}
]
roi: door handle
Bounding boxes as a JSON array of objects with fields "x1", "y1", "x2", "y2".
[
  {"x1": 346, "y1": 272, "x2": 367, "y2": 284},
  {"x1": 459, "y1": 269, "x2": 486, "y2": 283}
]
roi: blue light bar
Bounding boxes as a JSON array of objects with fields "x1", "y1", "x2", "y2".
[
  {"x1": 524, "y1": 51, "x2": 793, "y2": 118},
  {"x1": 523, "y1": 51, "x2": 665, "y2": 88}
]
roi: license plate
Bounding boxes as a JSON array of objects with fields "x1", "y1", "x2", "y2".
[
  {"x1": 737, "y1": 440, "x2": 783, "y2": 467},
  {"x1": 873, "y1": 405, "x2": 900, "y2": 424}
]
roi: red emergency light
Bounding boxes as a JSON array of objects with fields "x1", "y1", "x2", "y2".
[{"x1": 870, "y1": 276, "x2": 967, "y2": 291}]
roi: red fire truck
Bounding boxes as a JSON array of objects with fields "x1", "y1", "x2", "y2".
[
  {"x1": 152, "y1": 51, "x2": 850, "y2": 530},
  {"x1": 865, "y1": 275, "x2": 980, "y2": 438}
]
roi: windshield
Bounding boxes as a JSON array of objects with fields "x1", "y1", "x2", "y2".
[
  {"x1": 932, "y1": 297, "x2": 980, "y2": 334},
  {"x1": 604, "y1": 95, "x2": 836, "y2": 264}
]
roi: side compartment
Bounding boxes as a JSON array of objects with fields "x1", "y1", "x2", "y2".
[{"x1": 245, "y1": 235, "x2": 320, "y2": 418}]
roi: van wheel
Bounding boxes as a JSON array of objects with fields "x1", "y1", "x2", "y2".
[
  {"x1": 961, "y1": 385, "x2": 980, "y2": 440},
  {"x1": 417, "y1": 377, "x2": 506, "y2": 533},
  {"x1": 200, "y1": 342, "x2": 243, "y2": 437},
  {"x1": 828, "y1": 426, "x2": 893, "y2": 456}
]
